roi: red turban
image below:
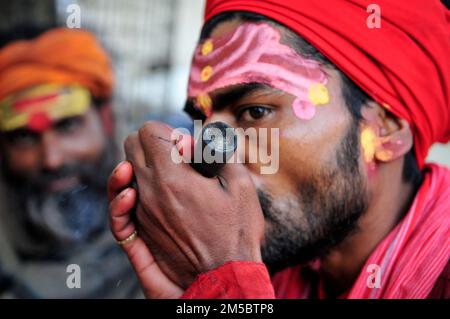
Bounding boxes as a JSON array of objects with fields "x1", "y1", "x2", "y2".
[{"x1": 204, "y1": 0, "x2": 450, "y2": 168}]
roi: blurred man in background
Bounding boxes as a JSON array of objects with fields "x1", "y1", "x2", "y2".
[{"x1": 0, "y1": 27, "x2": 141, "y2": 298}]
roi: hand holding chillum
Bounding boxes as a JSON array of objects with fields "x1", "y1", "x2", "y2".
[{"x1": 114, "y1": 121, "x2": 264, "y2": 291}]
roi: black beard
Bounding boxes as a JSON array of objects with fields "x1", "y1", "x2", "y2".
[
  {"x1": 259, "y1": 121, "x2": 369, "y2": 274},
  {"x1": 1, "y1": 142, "x2": 117, "y2": 256},
  {"x1": 24, "y1": 183, "x2": 108, "y2": 250}
]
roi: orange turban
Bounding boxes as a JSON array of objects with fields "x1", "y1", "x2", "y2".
[{"x1": 0, "y1": 27, "x2": 113, "y2": 102}]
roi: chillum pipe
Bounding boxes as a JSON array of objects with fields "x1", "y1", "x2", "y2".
[
  {"x1": 190, "y1": 121, "x2": 237, "y2": 178},
  {"x1": 130, "y1": 121, "x2": 237, "y2": 191}
]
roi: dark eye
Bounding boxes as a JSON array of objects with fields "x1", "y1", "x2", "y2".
[
  {"x1": 238, "y1": 105, "x2": 272, "y2": 122},
  {"x1": 3, "y1": 129, "x2": 39, "y2": 147},
  {"x1": 54, "y1": 116, "x2": 83, "y2": 134}
]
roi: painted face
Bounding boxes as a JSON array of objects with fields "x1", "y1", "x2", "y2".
[
  {"x1": 0, "y1": 84, "x2": 91, "y2": 132},
  {"x1": 185, "y1": 21, "x2": 370, "y2": 272},
  {"x1": 188, "y1": 22, "x2": 330, "y2": 120},
  {"x1": 0, "y1": 85, "x2": 115, "y2": 249},
  {"x1": 0, "y1": 85, "x2": 107, "y2": 188}
]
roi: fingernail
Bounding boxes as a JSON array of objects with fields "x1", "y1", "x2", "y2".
[
  {"x1": 119, "y1": 188, "x2": 130, "y2": 199},
  {"x1": 113, "y1": 161, "x2": 125, "y2": 175}
]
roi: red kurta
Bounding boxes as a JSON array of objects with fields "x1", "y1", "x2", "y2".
[{"x1": 182, "y1": 164, "x2": 450, "y2": 299}]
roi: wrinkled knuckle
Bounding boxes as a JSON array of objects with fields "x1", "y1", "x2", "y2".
[
  {"x1": 124, "y1": 132, "x2": 138, "y2": 152},
  {"x1": 138, "y1": 122, "x2": 154, "y2": 138},
  {"x1": 139, "y1": 120, "x2": 167, "y2": 138}
]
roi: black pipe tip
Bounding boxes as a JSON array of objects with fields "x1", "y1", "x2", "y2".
[{"x1": 191, "y1": 122, "x2": 237, "y2": 177}]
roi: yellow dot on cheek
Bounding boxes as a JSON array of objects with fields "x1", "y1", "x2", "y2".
[
  {"x1": 361, "y1": 127, "x2": 379, "y2": 163},
  {"x1": 308, "y1": 83, "x2": 330, "y2": 106}
]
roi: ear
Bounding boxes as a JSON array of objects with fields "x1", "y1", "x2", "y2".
[
  {"x1": 375, "y1": 117, "x2": 413, "y2": 162},
  {"x1": 360, "y1": 102, "x2": 413, "y2": 163}
]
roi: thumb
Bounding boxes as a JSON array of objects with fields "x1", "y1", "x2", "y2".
[{"x1": 122, "y1": 237, "x2": 184, "y2": 299}]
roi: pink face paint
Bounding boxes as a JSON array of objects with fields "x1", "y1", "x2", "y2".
[
  {"x1": 293, "y1": 98, "x2": 315, "y2": 120},
  {"x1": 188, "y1": 23, "x2": 329, "y2": 119}
]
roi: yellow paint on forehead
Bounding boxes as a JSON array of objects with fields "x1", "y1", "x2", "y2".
[
  {"x1": 200, "y1": 65, "x2": 213, "y2": 82},
  {"x1": 308, "y1": 83, "x2": 330, "y2": 106},
  {"x1": 0, "y1": 84, "x2": 91, "y2": 131},
  {"x1": 201, "y1": 39, "x2": 214, "y2": 56},
  {"x1": 196, "y1": 93, "x2": 213, "y2": 117}
]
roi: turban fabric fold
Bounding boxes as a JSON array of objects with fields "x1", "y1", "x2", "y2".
[
  {"x1": 204, "y1": 0, "x2": 450, "y2": 168},
  {"x1": 0, "y1": 27, "x2": 113, "y2": 101}
]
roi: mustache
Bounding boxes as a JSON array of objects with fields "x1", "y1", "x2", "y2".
[
  {"x1": 29, "y1": 165, "x2": 81, "y2": 186},
  {"x1": 257, "y1": 189, "x2": 274, "y2": 220},
  {"x1": 25, "y1": 180, "x2": 109, "y2": 248},
  {"x1": 26, "y1": 164, "x2": 92, "y2": 190},
  {"x1": 23, "y1": 156, "x2": 115, "y2": 194}
]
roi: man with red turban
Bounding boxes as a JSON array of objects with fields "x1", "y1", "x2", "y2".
[
  {"x1": 0, "y1": 27, "x2": 141, "y2": 298},
  {"x1": 109, "y1": 0, "x2": 449, "y2": 298}
]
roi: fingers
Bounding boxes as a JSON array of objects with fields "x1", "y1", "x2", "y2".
[
  {"x1": 124, "y1": 131, "x2": 146, "y2": 168},
  {"x1": 109, "y1": 187, "x2": 137, "y2": 241},
  {"x1": 137, "y1": 121, "x2": 195, "y2": 170},
  {"x1": 109, "y1": 187, "x2": 183, "y2": 298},
  {"x1": 136, "y1": 121, "x2": 207, "y2": 188},
  {"x1": 124, "y1": 236, "x2": 184, "y2": 299},
  {"x1": 108, "y1": 161, "x2": 134, "y2": 201},
  {"x1": 137, "y1": 121, "x2": 177, "y2": 168}
]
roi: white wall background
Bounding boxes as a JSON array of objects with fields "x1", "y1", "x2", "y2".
[
  {"x1": 56, "y1": 0, "x2": 204, "y2": 140},
  {"x1": 428, "y1": 144, "x2": 450, "y2": 167}
]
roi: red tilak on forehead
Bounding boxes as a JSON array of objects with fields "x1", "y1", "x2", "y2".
[{"x1": 188, "y1": 22, "x2": 330, "y2": 119}]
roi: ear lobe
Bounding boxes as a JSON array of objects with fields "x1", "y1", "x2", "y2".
[{"x1": 375, "y1": 118, "x2": 413, "y2": 162}]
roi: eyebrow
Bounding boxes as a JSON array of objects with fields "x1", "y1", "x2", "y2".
[{"x1": 183, "y1": 82, "x2": 276, "y2": 118}]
